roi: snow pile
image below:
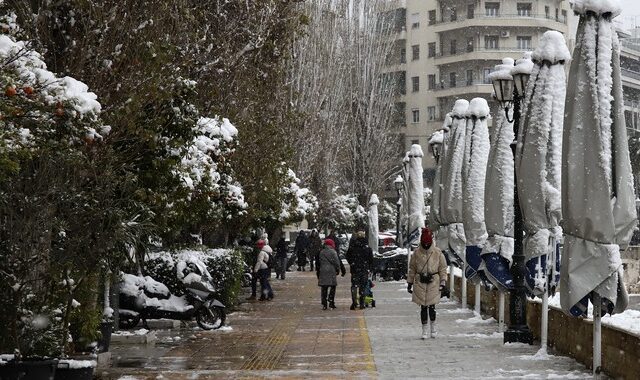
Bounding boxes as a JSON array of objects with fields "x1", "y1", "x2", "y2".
[
  {"x1": 532, "y1": 31, "x2": 571, "y2": 63},
  {"x1": 119, "y1": 273, "x2": 170, "y2": 298},
  {"x1": 466, "y1": 97, "x2": 490, "y2": 118},
  {"x1": 570, "y1": 0, "x2": 622, "y2": 17},
  {"x1": 601, "y1": 308, "x2": 640, "y2": 335},
  {"x1": 373, "y1": 247, "x2": 407, "y2": 258},
  {"x1": 451, "y1": 99, "x2": 469, "y2": 117},
  {"x1": 488, "y1": 58, "x2": 515, "y2": 81},
  {"x1": 428, "y1": 130, "x2": 444, "y2": 145},
  {"x1": 512, "y1": 52, "x2": 534, "y2": 76},
  {"x1": 58, "y1": 359, "x2": 96, "y2": 369}
]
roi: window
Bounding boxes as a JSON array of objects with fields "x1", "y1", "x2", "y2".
[
  {"x1": 400, "y1": 47, "x2": 406, "y2": 63},
  {"x1": 555, "y1": 8, "x2": 559, "y2": 21},
  {"x1": 427, "y1": 106, "x2": 436, "y2": 121},
  {"x1": 428, "y1": 42, "x2": 436, "y2": 58},
  {"x1": 428, "y1": 74, "x2": 436, "y2": 90},
  {"x1": 517, "y1": 36, "x2": 532, "y2": 50},
  {"x1": 517, "y1": 3, "x2": 532, "y2": 17},
  {"x1": 449, "y1": 72, "x2": 456, "y2": 88},
  {"x1": 428, "y1": 10, "x2": 436, "y2": 25},
  {"x1": 545, "y1": 6, "x2": 550, "y2": 19},
  {"x1": 467, "y1": 37, "x2": 474, "y2": 52},
  {"x1": 485, "y1": 3, "x2": 499, "y2": 16},
  {"x1": 467, "y1": 4, "x2": 475, "y2": 19},
  {"x1": 411, "y1": 12, "x2": 420, "y2": 29},
  {"x1": 561, "y1": 10, "x2": 567, "y2": 23},
  {"x1": 450, "y1": 7, "x2": 457, "y2": 21},
  {"x1": 412, "y1": 44, "x2": 420, "y2": 60},
  {"x1": 450, "y1": 39, "x2": 457, "y2": 55},
  {"x1": 411, "y1": 139, "x2": 420, "y2": 147},
  {"x1": 466, "y1": 70, "x2": 473, "y2": 85},
  {"x1": 412, "y1": 109, "x2": 420, "y2": 123},
  {"x1": 485, "y1": 35, "x2": 499, "y2": 49},
  {"x1": 483, "y1": 68, "x2": 493, "y2": 84},
  {"x1": 411, "y1": 76, "x2": 420, "y2": 92}
]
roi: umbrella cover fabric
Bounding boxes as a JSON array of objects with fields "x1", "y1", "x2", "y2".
[{"x1": 560, "y1": 8, "x2": 637, "y2": 317}]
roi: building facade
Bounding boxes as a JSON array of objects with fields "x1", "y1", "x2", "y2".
[{"x1": 388, "y1": 0, "x2": 574, "y2": 185}]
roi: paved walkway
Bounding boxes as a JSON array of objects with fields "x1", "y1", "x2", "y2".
[{"x1": 102, "y1": 269, "x2": 594, "y2": 379}]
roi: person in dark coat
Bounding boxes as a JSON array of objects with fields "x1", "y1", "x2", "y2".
[
  {"x1": 317, "y1": 239, "x2": 341, "y2": 310},
  {"x1": 294, "y1": 231, "x2": 309, "y2": 271},
  {"x1": 346, "y1": 227, "x2": 374, "y2": 310},
  {"x1": 307, "y1": 230, "x2": 322, "y2": 271},
  {"x1": 327, "y1": 229, "x2": 346, "y2": 276},
  {"x1": 275, "y1": 237, "x2": 288, "y2": 280}
]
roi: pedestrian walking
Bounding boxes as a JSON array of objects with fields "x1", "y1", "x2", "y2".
[
  {"x1": 275, "y1": 236, "x2": 288, "y2": 280},
  {"x1": 346, "y1": 227, "x2": 374, "y2": 310},
  {"x1": 317, "y1": 239, "x2": 341, "y2": 310},
  {"x1": 407, "y1": 227, "x2": 447, "y2": 339},
  {"x1": 294, "y1": 230, "x2": 309, "y2": 271},
  {"x1": 254, "y1": 239, "x2": 274, "y2": 301},
  {"x1": 326, "y1": 229, "x2": 342, "y2": 256},
  {"x1": 308, "y1": 230, "x2": 322, "y2": 271}
]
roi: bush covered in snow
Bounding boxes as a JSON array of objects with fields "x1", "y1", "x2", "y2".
[{"x1": 317, "y1": 191, "x2": 368, "y2": 231}]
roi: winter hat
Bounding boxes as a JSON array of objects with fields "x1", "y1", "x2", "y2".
[
  {"x1": 256, "y1": 239, "x2": 266, "y2": 249},
  {"x1": 324, "y1": 239, "x2": 335, "y2": 250},
  {"x1": 420, "y1": 227, "x2": 433, "y2": 247}
]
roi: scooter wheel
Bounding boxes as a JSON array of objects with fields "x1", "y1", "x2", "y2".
[
  {"x1": 119, "y1": 314, "x2": 141, "y2": 329},
  {"x1": 196, "y1": 306, "x2": 226, "y2": 330}
]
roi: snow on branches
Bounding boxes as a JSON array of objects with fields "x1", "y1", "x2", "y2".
[{"x1": 279, "y1": 167, "x2": 318, "y2": 223}]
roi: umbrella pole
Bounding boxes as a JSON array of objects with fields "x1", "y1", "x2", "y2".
[
  {"x1": 461, "y1": 262, "x2": 467, "y2": 309},
  {"x1": 474, "y1": 283, "x2": 481, "y2": 315},
  {"x1": 449, "y1": 262, "x2": 455, "y2": 299},
  {"x1": 498, "y1": 291, "x2": 505, "y2": 333},
  {"x1": 593, "y1": 293, "x2": 602, "y2": 379},
  {"x1": 540, "y1": 290, "x2": 549, "y2": 354}
]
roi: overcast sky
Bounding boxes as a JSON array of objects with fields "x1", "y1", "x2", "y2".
[{"x1": 619, "y1": 0, "x2": 640, "y2": 29}]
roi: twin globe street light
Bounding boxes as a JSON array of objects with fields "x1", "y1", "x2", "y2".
[{"x1": 491, "y1": 60, "x2": 534, "y2": 344}]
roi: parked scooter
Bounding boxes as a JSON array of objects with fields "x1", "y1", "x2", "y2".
[
  {"x1": 118, "y1": 263, "x2": 226, "y2": 330},
  {"x1": 241, "y1": 262, "x2": 253, "y2": 288}
]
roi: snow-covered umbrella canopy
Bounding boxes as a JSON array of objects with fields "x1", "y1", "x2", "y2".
[
  {"x1": 560, "y1": 0, "x2": 637, "y2": 316},
  {"x1": 516, "y1": 31, "x2": 570, "y2": 297},
  {"x1": 439, "y1": 100, "x2": 469, "y2": 263},
  {"x1": 429, "y1": 114, "x2": 452, "y2": 250},
  {"x1": 461, "y1": 98, "x2": 491, "y2": 279},
  {"x1": 482, "y1": 59, "x2": 517, "y2": 291},
  {"x1": 406, "y1": 144, "x2": 426, "y2": 240},
  {"x1": 368, "y1": 194, "x2": 380, "y2": 254}
]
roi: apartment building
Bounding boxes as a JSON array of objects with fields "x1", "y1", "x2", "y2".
[
  {"x1": 388, "y1": 0, "x2": 574, "y2": 185},
  {"x1": 620, "y1": 28, "x2": 640, "y2": 136}
]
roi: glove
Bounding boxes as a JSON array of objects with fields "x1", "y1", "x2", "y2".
[
  {"x1": 439, "y1": 284, "x2": 445, "y2": 292},
  {"x1": 407, "y1": 283, "x2": 413, "y2": 294},
  {"x1": 341, "y1": 271, "x2": 346, "y2": 277}
]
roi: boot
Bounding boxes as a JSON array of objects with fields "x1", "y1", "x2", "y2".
[
  {"x1": 329, "y1": 302, "x2": 336, "y2": 309},
  {"x1": 350, "y1": 303, "x2": 356, "y2": 310},
  {"x1": 430, "y1": 320, "x2": 437, "y2": 338},
  {"x1": 421, "y1": 323, "x2": 429, "y2": 340}
]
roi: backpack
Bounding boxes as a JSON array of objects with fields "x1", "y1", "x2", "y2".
[{"x1": 264, "y1": 249, "x2": 274, "y2": 269}]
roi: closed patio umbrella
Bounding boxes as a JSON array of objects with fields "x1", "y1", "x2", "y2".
[
  {"x1": 428, "y1": 115, "x2": 451, "y2": 251},
  {"x1": 560, "y1": 0, "x2": 637, "y2": 374},
  {"x1": 368, "y1": 194, "x2": 379, "y2": 254},
  {"x1": 462, "y1": 98, "x2": 490, "y2": 283},
  {"x1": 406, "y1": 144, "x2": 425, "y2": 243},
  {"x1": 516, "y1": 31, "x2": 570, "y2": 354}
]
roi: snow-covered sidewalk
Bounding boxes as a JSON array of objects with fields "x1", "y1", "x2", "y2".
[{"x1": 365, "y1": 281, "x2": 594, "y2": 379}]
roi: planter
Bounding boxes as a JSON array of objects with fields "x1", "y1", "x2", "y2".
[
  {"x1": 97, "y1": 321, "x2": 113, "y2": 353},
  {"x1": 0, "y1": 359, "x2": 58, "y2": 380},
  {"x1": 54, "y1": 360, "x2": 95, "y2": 380}
]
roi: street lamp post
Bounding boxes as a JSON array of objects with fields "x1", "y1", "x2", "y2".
[
  {"x1": 394, "y1": 175, "x2": 404, "y2": 248},
  {"x1": 492, "y1": 62, "x2": 534, "y2": 345}
]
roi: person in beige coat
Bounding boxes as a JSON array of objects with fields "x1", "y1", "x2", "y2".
[{"x1": 407, "y1": 227, "x2": 447, "y2": 339}]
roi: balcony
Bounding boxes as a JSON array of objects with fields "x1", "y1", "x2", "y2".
[
  {"x1": 432, "y1": 13, "x2": 568, "y2": 34},
  {"x1": 435, "y1": 46, "x2": 533, "y2": 65},
  {"x1": 622, "y1": 68, "x2": 640, "y2": 90},
  {"x1": 433, "y1": 80, "x2": 493, "y2": 98}
]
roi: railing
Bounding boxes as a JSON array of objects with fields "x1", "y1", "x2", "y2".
[
  {"x1": 622, "y1": 68, "x2": 640, "y2": 82},
  {"x1": 433, "y1": 13, "x2": 567, "y2": 26},
  {"x1": 433, "y1": 80, "x2": 493, "y2": 92},
  {"x1": 436, "y1": 46, "x2": 533, "y2": 58},
  {"x1": 622, "y1": 39, "x2": 640, "y2": 52}
]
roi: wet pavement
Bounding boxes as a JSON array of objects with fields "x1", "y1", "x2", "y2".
[
  {"x1": 101, "y1": 269, "x2": 594, "y2": 379},
  {"x1": 100, "y1": 269, "x2": 376, "y2": 379}
]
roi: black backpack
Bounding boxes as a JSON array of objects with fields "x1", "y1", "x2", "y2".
[{"x1": 265, "y1": 249, "x2": 274, "y2": 269}]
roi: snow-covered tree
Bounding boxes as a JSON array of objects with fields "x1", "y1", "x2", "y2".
[{"x1": 279, "y1": 167, "x2": 318, "y2": 224}]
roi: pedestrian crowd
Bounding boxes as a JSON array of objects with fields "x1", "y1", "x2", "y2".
[{"x1": 244, "y1": 226, "x2": 448, "y2": 340}]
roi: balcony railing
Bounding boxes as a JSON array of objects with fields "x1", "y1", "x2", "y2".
[
  {"x1": 436, "y1": 46, "x2": 533, "y2": 58},
  {"x1": 434, "y1": 13, "x2": 567, "y2": 26},
  {"x1": 622, "y1": 39, "x2": 640, "y2": 52},
  {"x1": 433, "y1": 79, "x2": 493, "y2": 92},
  {"x1": 622, "y1": 68, "x2": 640, "y2": 82}
]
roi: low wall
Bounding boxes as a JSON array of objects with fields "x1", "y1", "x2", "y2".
[{"x1": 450, "y1": 277, "x2": 640, "y2": 380}]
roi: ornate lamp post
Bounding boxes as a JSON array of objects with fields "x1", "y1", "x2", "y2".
[
  {"x1": 394, "y1": 175, "x2": 404, "y2": 247},
  {"x1": 492, "y1": 60, "x2": 533, "y2": 345}
]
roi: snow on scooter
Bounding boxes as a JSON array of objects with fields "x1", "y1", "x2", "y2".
[{"x1": 118, "y1": 259, "x2": 226, "y2": 330}]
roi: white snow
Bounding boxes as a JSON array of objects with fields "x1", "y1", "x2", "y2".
[
  {"x1": 466, "y1": 97, "x2": 490, "y2": 118},
  {"x1": 512, "y1": 53, "x2": 534, "y2": 76},
  {"x1": 428, "y1": 130, "x2": 444, "y2": 145},
  {"x1": 570, "y1": 0, "x2": 622, "y2": 17},
  {"x1": 488, "y1": 58, "x2": 515, "y2": 81},
  {"x1": 532, "y1": 31, "x2": 571, "y2": 64},
  {"x1": 451, "y1": 99, "x2": 469, "y2": 117},
  {"x1": 58, "y1": 359, "x2": 96, "y2": 369}
]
